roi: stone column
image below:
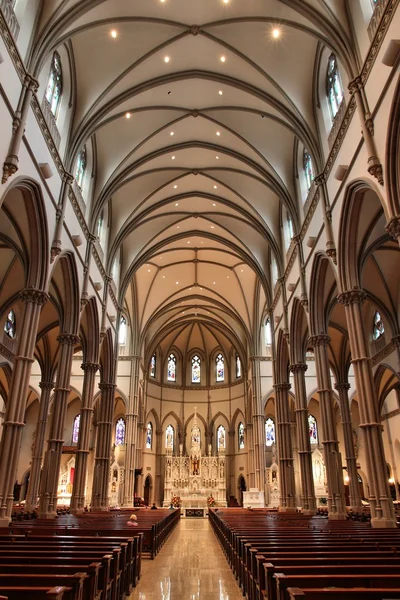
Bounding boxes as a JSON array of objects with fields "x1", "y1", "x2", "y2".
[
  {"x1": 309, "y1": 334, "x2": 346, "y2": 519},
  {"x1": 274, "y1": 383, "x2": 296, "y2": 511},
  {"x1": 0, "y1": 288, "x2": 48, "y2": 525},
  {"x1": 337, "y1": 289, "x2": 396, "y2": 527},
  {"x1": 334, "y1": 382, "x2": 363, "y2": 511},
  {"x1": 290, "y1": 363, "x2": 316, "y2": 514},
  {"x1": 123, "y1": 356, "x2": 140, "y2": 506},
  {"x1": 25, "y1": 381, "x2": 54, "y2": 511},
  {"x1": 70, "y1": 362, "x2": 99, "y2": 513},
  {"x1": 250, "y1": 358, "x2": 266, "y2": 497},
  {"x1": 154, "y1": 429, "x2": 163, "y2": 506},
  {"x1": 91, "y1": 383, "x2": 116, "y2": 510},
  {"x1": 38, "y1": 334, "x2": 79, "y2": 518},
  {"x1": 227, "y1": 430, "x2": 235, "y2": 501}
]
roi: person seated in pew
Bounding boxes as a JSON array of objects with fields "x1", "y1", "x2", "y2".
[
  {"x1": 151, "y1": 503, "x2": 158, "y2": 510},
  {"x1": 169, "y1": 503, "x2": 174, "y2": 510},
  {"x1": 127, "y1": 514, "x2": 138, "y2": 526}
]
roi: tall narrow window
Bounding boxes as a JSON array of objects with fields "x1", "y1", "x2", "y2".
[
  {"x1": 45, "y1": 52, "x2": 62, "y2": 116},
  {"x1": 75, "y1": 147, "x2": 86, "y2": 189},
  {"x1": 308, "y1": 414, "x2": 318, "y2": 444},
  {"x1": 373, "y1": 311, "x2": 384, "y2": 340},
  {"x1": 150, "y1": 354, "x2": 156, "y2": 378},
  {"x1": 115, "y1": 418, "x2": 126, "y2": 445},
  {"x1": 217, "y1": 425, "x2": 226, "y2": 450},
  {"x1": 72, "y1": 414, "x2": 80, "y2": 443},
  {"x1": 265, "y1": 319, "x2": 272, "y2": 346},
  {"x1": 271, "y1": 256, "x2": 279, "y2": 284},
  {"x1": 236, "y1": 355, "x2": 242, "y2": 378},
  {"x1": 287, "y1": 214, "x2": 294, "y2": 241},
  {"x1": 96, "y1": 211, "x2": 104, "y2": 240},
  {"x1": 119, "y1": 316, "x2": 127, "y2": 346},
  {"x1": 4, "y1": 309, "x2": 16, "y2": 339},
  {"x1": 238, "y1": 422, "x2": 245, "y2": 450},
  {"x1": 165, "y1": 424, "x2": 174, "y2": 450},
  {"x1": 216, "y1": 353, "x2": 224, "y2": 382},
  {"x1": 303, "y1": 150, "x2": 314, "y2": 191},
  {"x1": 167, "y1": 353, "x2": 176, "y2": 382},
  {"x1": 146, "y1": 422, "x2": 153, "y2": 449},
  {"x1": 191, "y1": 355, "x2": 201, "y2": 384},
  {"x1": 327, "y1": 54, "x2": 343, "y2": 119},
  {"x1": 265, "y1": 417, "x2": 275, "y2": 447}
]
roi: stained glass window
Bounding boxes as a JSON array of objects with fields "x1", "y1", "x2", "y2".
[
  {"x1": 308, "y1": 414, "x2": 318, "y2": 444},
  {"x1": 150, "y1": 354, "x2": 156, "y2": 378},
  {"x1": 4, "y1": 310, "x2": 16, "y2": 339},
  {"x1": 236, "y1": 355, "x2": 242, "y2": 378},
  {"x1": 72, "y1": 414, "x2": 80, "y2": 443},
  {"x1": 96, "y1": 211, "x2": 104, "y2": 240},
  {"x1": 167, "y1": 353, "x2": 176, "y2": 382},
  {"x1": 238, "y1": 422, "x2": 245, "y2": 450},
  {"x1": 217, "y1": 425, "x2": 226, "y2": 450},
  {"x1": 75, "y1": 147, "x2": 86, "y2": 189},
  {"x1": 165, "y1": 424, "x2": 174, "y2": 450},
  {"x1": 327, "y1": 54, "x2": 343, "y2": 119},
  {"x1": 265, "y1": 319, "x2": 272, "y2": 346},
  {"x1": 271, "y1": 256, "x2": 279, "y2": 284},
  {"x1": 191, "y1": 355, "x2": 201, "y2": 384},
  {"x1": 146, "y1": 422, "x2": 153, "y2": 449},
  {"x1": 115, "y1": 417, "x2": 125, "y2": 445},
  {"x1": 373, "y1": 311, "x2": 384, "y2": 340},
  {"x1": 288, "y1": 215, "x2": 294, "y2": 240},
  {"x1": 45, "y1": 52, "x2": 62, "y2": 116},
  {"x1": 216, "y1": 353, "x2": 224, "y2": 382},
  {"x1": 304, "y1": 150, "x2": 314, "y2": 191},
  {"x1": 119, "y1": 316, "x2": 127, "y2": 346},
  {"x1": 265, "y1": 417, "x2": 275, "y2": 447}
]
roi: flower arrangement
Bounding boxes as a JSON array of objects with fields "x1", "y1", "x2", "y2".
[
  {"x1": 171, "y1": 495, "x2": 181, "y2": 508},
  {"x1": 207, "y1": 495, "x2": 215, "y2": 507}
]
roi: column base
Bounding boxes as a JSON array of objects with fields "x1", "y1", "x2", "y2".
[
  {"x1": 38, "y1": 511, "x2": 57, "y2": 519},
  {"x1": 0, "y1": 517, "x2": 11, "y2": 527},
  {"x1": 279, "y1": 507, "x2": 297, "y2": 513},
  {"x1": 70, "y1": 508, "x2": 85, "y2": 515},
  {"x1": 371, "y1": 517, "x2": 397, "y2": 528},
  {"x1": 328, "y1": 512, "x2": 347, "y2": 520},
  {"x1": 302, "y1": 509, "x2": 317, "y2": 516},
  {"x1": 349, "y1": 505, "x2": 364, "y2": 513},
  {"x1": 90, "y1": 507, "x2": 109, "y2": 512}
]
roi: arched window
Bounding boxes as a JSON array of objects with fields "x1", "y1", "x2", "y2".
[
  {"x1": 238, "y1": 422, "x2": 245, "y2": 450},
  {"x1": 115, "y1": 417, "x2": 126, "y2": 445},
  {"x1": 326, "y1": 54, "x2": 343, "y2": 119},
  {"x1": 308, "y1": 414, "x2": 318, "y2": 444},
  {"x1": 96, "y1": 211, "x2": 104, "y2": 240},
  {"x1": 236, "y1": 355, "x2": 242, "y2": 378},
  {"x1": 165, "y1": 424, "x2": 174, "y2": 450},
  {"x1": 217, "y1": 425, "x2": 226, "y2": 450},
  {"x1": 373, "y1": 311, "x2": 384, "y2": 340},
  {"x1": 4, "y1": 309, "x2": 16, "y2": 339},
  {"x1": 271, "y1": 256, "x2": 279, "y2": 284},
  {"x1": 216, "y1": 353, "x2": 224, "y2": 382},
  {"x1": 191, "y1": 355, "x2": 201, "y2": 384},
  {"x1": 119, "y1": 316, "x2": 127, "y2": 346},
  {"x1": 303, "y1": 150, "x2": 314, "y2": 191},
  {"x1": 72, "y1": 414, "x2": 80, "y2": 444},
  {"x1": 287, "y1": 214, "x2": 294, "y2": 241},
  {"x1": 150, "y1": 354, "x2": 156, "y2": 378},
  {"x1": 265, "y1": 417, "x2": 275, "y2": 447},
  {"x1": 265, "y1": 319, "x2": 272, "y2": 346},
  {"x1": 146, "y1": 422, "x2": 153, "y2": 449},
  {"x1": 167, "y1": 353, "x2": 176, "y2": 382},
  {"x1": 45, "y1": 52, "x2": 62, "y2": 116},
  {"x1": 75, "y1": 148, "x2": 86, "y2": 189}
]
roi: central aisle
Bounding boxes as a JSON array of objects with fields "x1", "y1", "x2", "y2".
[{"x1": 130, "y1": 518, "x2": 244, "y2": 599}]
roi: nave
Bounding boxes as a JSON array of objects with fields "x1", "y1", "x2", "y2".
[{"x1": 131, "y1": 520, "x2": 243, "y2": 600}]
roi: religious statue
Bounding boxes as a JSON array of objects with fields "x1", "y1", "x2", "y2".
[{"x1": 192, "y1": 455, "x2": 199, "y2": 475}]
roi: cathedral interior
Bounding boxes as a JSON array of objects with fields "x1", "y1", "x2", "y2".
[{"x1": 0, "y1": 0, "x2": 399, "y2": 535}]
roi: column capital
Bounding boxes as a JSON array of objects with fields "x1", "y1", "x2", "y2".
[
  {"x1": 314, "y1": 173, "x2": 326, "y2": 187},
  {"x1": 19, "y1": 287, "x2": 49, "y2": 306},
  {"x1": 337, "y1": 287, "x2": 366, "y2": 306},
  {"x1": 57, "y1": 333, "x2": 80, "y2": 347},
  {"x1": 24, "y1": 74, "x2": 39, "y2": 93},
  {"x1": 98, "y1": 382, "x2": 117, "y2": 392},
  {"x1": 348, "y1": 76, "x2": 362, "y2": 95},
  {"x1": 386, "y1": 215, "x2": 400, "y2": 241},
  {"x1": 62, "y1": 171, "x2": 74, "y2": 186},
  {"x1": 273, "y1": 383, "x2": 291, "y2": 391},
  {"x1": 334, "y1": 382, "x2": 350, "y2": 392},
  {"x1": 249, "y1": 356, "x2": 263, "y2": 362},
  {"x1": 290, "y1": 363, "x2": 308, "y2": 374},
  {"x1": 308, "y1": 333, "x2": 330, "y2": 348},
  {"x1": 39, "y1": 381, "x2": 54, "y2": 391},
  {"x1": 81, "y1": 362, "x2": 100, "y2": 373}
]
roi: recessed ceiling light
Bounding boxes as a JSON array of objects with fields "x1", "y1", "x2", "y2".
[
  {"x1": 125, "y1": 112, "x2": 131, "y2": 119},
  {"x1": 218, "y1": 90, "x2": 223, "y2": 95},
  {"x1": 187, "y1": 241, "x2": 191, "y2": 244},
  {"x1": 223, "y1": 0, "x2": 229, "y2": 3},
  {"x1": 163, "y1": 275, "x2": 166, "y2": 279},
  {"x1": 174, "y1": 187, "x2": 178, "y2": 190},
  {"x1": 213, "y1": 282, "x2": 216, "y2": 285},
  {"x1": 168, "y1": 91, "x2": 172, "y2": 95},
  {"x1": 148, "y1": 269, "x2": 151, "y2": 272},
  {"x1": 172, "y1": 155, "x2": 176, "y2": 160},
  {"x1": 160, "y1": 0, "x2": 166, "y2": 3},
  {"x1": 216, "y1": 156, "x2": 219, "y2": 160},
  {"x1": 170, "y1": 131, "x2": 174, "y2": 136},
  {"x1": 176, "y1": 281, "x2": 179, "y2": 285},
  {"x1": 110, "y1": 29, "x2": 118, "y2": 38},
  {"x1": 241, "y1": 269, "x2": 243, "y2": 272},
  {"x1": 211, "y1": 225, "x2": 215, "y2": 229},
  {"x1": 216, "y1": 131, "x2": 221, "y2": 136},
  {"x1": 200, "y1": 287, "x2": 203, "y2": 290},
  {"x1": 213, "y1": 185, "x2": 218, "y2": 189},
  {"x1": 201, "y1": 241, "x2": 204, "y2": 244},
  {"x1": 272, "y1": 28, "x2": 281, "y2": 39},
  {"x1": 176, "y1": 225, "x2": 180, "y2": 229},
  {"x1": 164, "y1": 56, "x2": 170, "y2": 63},
  {"x1": 227, "y1": 276, "x2": 230, "y2": 279},
  {"x1": 220, "y1": 56, "x2": 226, "y2": 63},
  {"x1": 213, "y1": 203, "x2": 216, "y2": 206}
]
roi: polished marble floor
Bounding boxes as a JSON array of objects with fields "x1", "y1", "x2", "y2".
[{"x1": 129, "y1": 519, "x2": 243, "y2": 599}]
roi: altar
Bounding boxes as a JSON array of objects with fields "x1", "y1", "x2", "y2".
[{"x1": 163, "y1": 409, "x2": 227, "y2": 514}]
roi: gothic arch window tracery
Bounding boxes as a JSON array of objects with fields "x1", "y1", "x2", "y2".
[
  {"x1": 326, "y1": 54, "x2": 344, "y2": 119},
  {"x1": 118, "y1": 316, "x2": 127, "y2": 346},
  {"x1": 45, "y1": 52, "x2": 62, "y2": 116},
  {"x1": 4, "y1": 309, "x2": 16, "y2": 339},
  {"x1": 72, "y1": 414, "x2": 80, "y2": 444},
  {"x1": 236, "y1": 355, "x2": 242, "y2": 378},
  {"x1": 216, "y1": 353, "x2": 224, "y2": 382},
  {"x1": 150, "y1": 354, "x2": 156, "y2": 378},
  {"x1": 217, "y1": 424, "x2": 226, "y2": 450},
  {"x1": 191, "y1": 355, "x2": 201, "y2": 384},
  {"x1": 265, "y1": 319, "x2": 272, "y2": 347},
  {"x1": 373, "y1": 311, "x2": 384, "y2": 340},
  {"x1": 238, "y1": 422, "x2": 245, "y2": 450},
  {"x1": 146, "y1": 422, "x2": 153, "y2": 449},
  {"x1": 303, "y1": 150, "x2": 314, "y2": 191},
  {"x1": 115, "y1": 417, "x2": 126, "y2": 445},
  {"x1": 75, "y1": 147, "x2": 87, "y2": 189},
  {"x1": 265, "y1": 417, "x2": 275, "y2": 447},
  {"x1": 165, "y1": 424, "x2": 174, "y2": 450},
  {"x1": 308, "y1": 414, "x2": 318, "y2": 444},
  {"x1": 167, "y1": 353, "x2": 177, "y2": 382}
]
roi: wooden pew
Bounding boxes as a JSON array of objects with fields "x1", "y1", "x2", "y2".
[{"x1": 0, "y1": 586, "x2": 71, "y2": 599}]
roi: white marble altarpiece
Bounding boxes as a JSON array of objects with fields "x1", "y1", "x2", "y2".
[{"x1": 163, "y1": 408, "x2": 227, "y2": 514}]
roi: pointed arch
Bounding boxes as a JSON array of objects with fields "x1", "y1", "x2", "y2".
[
  {"x1": 289, "y1": 297, "x2": 310, "y2": 364},
  {"x1": 48, "y1": 251, "x2": 80, "y2": 335},
  {"x1": 275, "y1": 329, "x2": 290, "y2": 384},
  {"x1": 79, "y1": 296, "x2": 100, "y2": 364},
  {"x1": 386, "y1": 75, "x2": 400, "y2": 217}
]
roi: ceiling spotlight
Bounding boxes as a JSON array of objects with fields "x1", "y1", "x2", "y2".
[
  {"x1": 110, "y1": 29, "x2": 118, "y2": 38},
  {"x1": 170, "y1": 131, "x2": 174, "y2": 136},
  {"x1": 174, "y1": 186, "x2": 178, "y2": 190},
  {"x1": 218, "y1": 90, "x2": 223, "y2": 95},
  {"x1": 168, "y1": 91, "x2": 172, "y2": 95},
  {"x1": 220, "y1": 55, "x2": 226, "y2": 63},
  {"x1": 172, "y1": 155, "x2": 176, "y2": 160},
  {"x1": 223, "y1": 0, "x2": 229, "y2": 3},
  {"x1": 216, "y1": 131, "x2": 221, "y2": 136},
  {"x1": 160, "y1": 0, "x2": 166, "y2": 3},
  {"x1": 164, "y1": 56, "x2": 170, "y2": 63},
  {"x1": 213, "y1": 203, "x2": 216, "y2": 206},
  {"x1": 125, "y1": 112, "x2": 131, "y2": 119},
  {"x1": 176, "y1": 225, "x2": 180, "y2": 229},
  {"x1": 216, "y1": 156, "x2": 219, "y2": 160},
  {"x1": 213, "y1": 185, "x2": 218, "y2": 189},
  {"x1": 187, "y1": 241, "x2": 191, "y2": 244},
  {"x1": 272, "y1": 28, "x2": 281, "y2": 39},
  {"x1": 211, "y1": 225, "x2": 215, "y2": 229},
  {"x1": 213, "y1": 282, "x2": 216, "y2": 285},
  {"x1": 148, "y1": 269, "x2": 151, "y2": 272},
  {"x1": 163, "y1": 275, "x2": 166, "y2": 279},
  {"x1": 176, "y1": 281, "x2": 179, "y2": 285}
]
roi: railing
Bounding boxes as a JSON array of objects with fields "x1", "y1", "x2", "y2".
[
  {"x1": 328, "y1": 99, "x2": 346, "y2": 149},
  {"x1": 302, "y1": 181, "x2": 317, "y2": 217},
  {"x1": 72, "y1": 181, "x2": 86, "y2": 217},
  {"x1": 0, "y1": 0, "x2": 19, "y2": 39},
  {"x1": 368, "y1": 0, "x2": 389, "y2": 40},
  {"x1": 41, "y1": 97, "x2": 61, "y2": 149}
]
